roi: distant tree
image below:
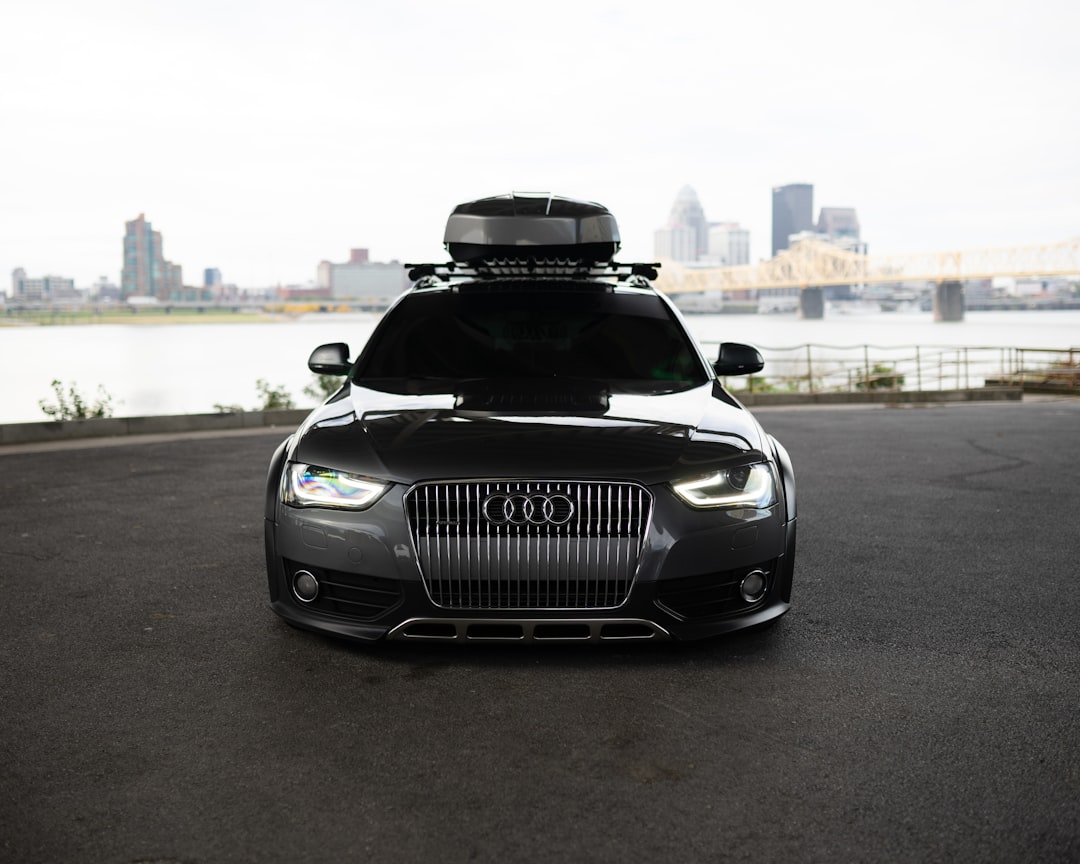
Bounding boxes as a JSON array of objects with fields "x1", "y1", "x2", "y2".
[
  {"x1": 254, "y1": 379, "x2": 295, "y2": 411},
  {"x1": 303, "y1": 374, "x2": 344, "y2": 403}
]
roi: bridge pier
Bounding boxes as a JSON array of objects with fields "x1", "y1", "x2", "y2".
[
  {"x1": 799, "y1": 286, "x2": 825, "y2": 320},
  {"x1": 934, "y1": 280, "x2": 965, "y2": 322}
]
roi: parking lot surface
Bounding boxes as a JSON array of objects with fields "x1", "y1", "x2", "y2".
[{"x1": 1, "y1": 399, "x2": 1078, "y2": 863}]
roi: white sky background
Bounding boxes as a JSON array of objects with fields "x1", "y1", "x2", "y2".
[{"x1": 1, "y1": 0, "x2": 1078, "y2": 289}]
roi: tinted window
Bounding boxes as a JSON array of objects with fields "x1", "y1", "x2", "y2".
[{"x1": 354, "y1": 285, "x2": 707, "y2": 387}]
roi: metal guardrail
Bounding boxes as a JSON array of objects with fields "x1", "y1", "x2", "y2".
[{"x1": 700, "y1": 344, "x2": 1080, "y2": 395}]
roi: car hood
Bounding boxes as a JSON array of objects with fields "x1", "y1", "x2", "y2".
[{"x1": 291, "y1": 381, "x2": 767, "y2": 485}]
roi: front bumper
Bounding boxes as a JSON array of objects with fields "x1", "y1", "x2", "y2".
[{"x1": 264, "y1": 483, "x2": 795, "y2": 643}]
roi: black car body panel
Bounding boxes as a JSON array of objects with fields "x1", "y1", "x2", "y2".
[
  {"x1": 291, "y1": 384, "x2": 762, "y2": 484},
  {"x1": 263, "y1": 194, "x2": 796, "y2": 643}
]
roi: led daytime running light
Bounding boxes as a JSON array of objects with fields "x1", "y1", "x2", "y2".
[
  {"x1": 285, "y1": 464, "x2": 387, "y2": 510},
  {"x1": 672, "y1": 463, "x2": 776, "y2": 509}
]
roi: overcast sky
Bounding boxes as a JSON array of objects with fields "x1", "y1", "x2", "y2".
[{"x1": 2, "y1": 0, "x2": 1077, "y2": 289}]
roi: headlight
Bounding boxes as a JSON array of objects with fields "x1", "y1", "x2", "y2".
[
  {"x1": 671, "y1": 463, "x2": 777, "y2": 509},
  {"x1": 283, "y1": 463, "x2": 388, "y2": 510}
]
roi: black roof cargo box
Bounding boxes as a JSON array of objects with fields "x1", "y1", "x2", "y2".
[{"x1": 444, "y1": 193, "x2": 621, "y2": 264}]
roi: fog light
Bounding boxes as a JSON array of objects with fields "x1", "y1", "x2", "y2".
[
  {"x1": 292, "y1": 569, "x2": 319, "y2": 603},
  {"x1": 740, "y1": 570, "x2": 768, "y2": 603}
]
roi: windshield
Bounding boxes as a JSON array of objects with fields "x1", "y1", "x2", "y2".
[{"x1": 353, "y1": 284, "x2": 709, "y2": 392}]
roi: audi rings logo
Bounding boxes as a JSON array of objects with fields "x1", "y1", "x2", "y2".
[{"x1": 482, "y1": 493, "x2": 575, "y2": 526}]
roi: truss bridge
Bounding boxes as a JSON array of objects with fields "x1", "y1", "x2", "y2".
[{"x1": 654, "y1": 236, "x2": 1080, "y2": 320}]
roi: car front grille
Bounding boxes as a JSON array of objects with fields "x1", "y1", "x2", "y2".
[{"x1": 405, "y1": 481, "x2": 651, "y2": 610}]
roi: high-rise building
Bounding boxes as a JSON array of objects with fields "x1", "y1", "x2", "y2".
[
  {"x1": 816, "y1": 207, "x2": 860, "y2": 243},
  {"x1": 707, "y1": 223, "x2": 751, "y2": 266},
  {"x1": 771, "y1": 184, "x2": 814, "y2": 256},
  {"x1": 653, "y1": 225, "x2": 699, "y2": 263},
  {"x1": 121, "y1": 213, "x2": 183, "y2": 300},
  {"x1": 654, "y1": 186, "x2": 709, "y2": 263}
]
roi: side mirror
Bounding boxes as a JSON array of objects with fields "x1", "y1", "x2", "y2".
[
  {"x1": 714, "y1": 342, "x2": 764, "y2": 376},
  {"x1": 308, "y1": 343, "x2": 351, "y2": 375}
]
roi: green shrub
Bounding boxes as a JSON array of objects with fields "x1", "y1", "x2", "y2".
[
  {"x1": 303, "y1": 374, "x2": 344, "y2": 402},
  {"x1": 254, "y1": 379, "x2": 295, "y2": 410},
  {"x1": 856, "y1": 364, "x2": 906, "y2": 390},
  {"x1": 215, "y1": 379, "x2": 296, "y2": 414},
  {"x1": 39, "y1": 380, "x2": 116, "y2": 421}
]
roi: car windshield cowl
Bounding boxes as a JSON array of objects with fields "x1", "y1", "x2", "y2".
[{"x1": 453, "y1": 377, "x2": 609, "y2": 412}]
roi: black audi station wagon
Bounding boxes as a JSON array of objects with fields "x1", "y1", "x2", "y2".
[{"x1": 264, "y1": 194, "x2": 796, "y2": 642}]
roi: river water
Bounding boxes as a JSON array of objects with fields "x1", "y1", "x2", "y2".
[{"x1": 1, "y1": 307, "x2": 1077, "y2": 425}]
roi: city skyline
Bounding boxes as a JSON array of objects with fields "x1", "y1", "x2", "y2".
[
  {"x1": 14, "y1": 182, "x2": 843, "y2": 297},
  {"x1": 2, "y1": 0, "x2": 1078, "y2": 289}
]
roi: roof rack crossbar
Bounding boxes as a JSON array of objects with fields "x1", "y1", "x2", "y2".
[{"x1": 405, "y1": 260, "x2": 660, "y2": 283}]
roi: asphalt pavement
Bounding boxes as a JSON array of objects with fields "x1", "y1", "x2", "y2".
[{"x1": 1, "y1": 399, "x2": 1078, "y2": 863}]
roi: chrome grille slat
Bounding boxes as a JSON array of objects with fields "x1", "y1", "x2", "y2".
[{"x1": 405, "y1": 480, "x2": 651, "y2": 610}]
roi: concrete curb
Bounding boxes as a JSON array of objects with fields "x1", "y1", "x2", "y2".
[
  {"x1": 0, "y1": 388, "x2": 1028, "y2": 447},
  {"x1": 0, "y1": 408, "x2": 310, "y2": 446},
  {"x1": 737, "y1": 386, "x2": 1023, "y2": 407}
]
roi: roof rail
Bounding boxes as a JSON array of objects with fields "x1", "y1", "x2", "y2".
[{"x1": 405, "y1": 259, "x2": 661, "y2": 283}]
